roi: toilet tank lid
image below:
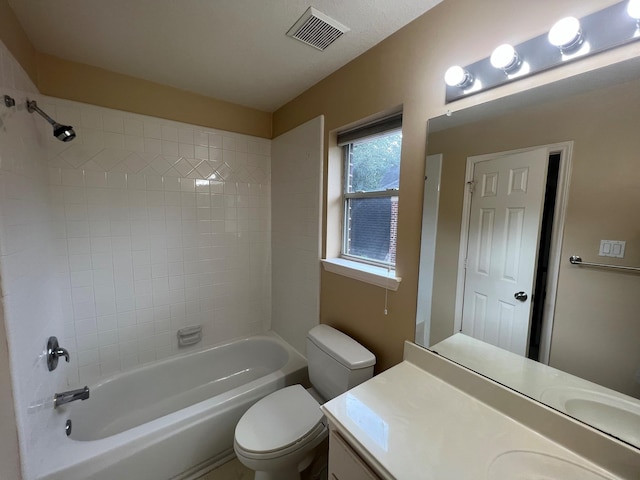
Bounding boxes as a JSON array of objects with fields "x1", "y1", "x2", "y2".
[{"x1": 307, "y1": 325, "x2": 376, "y2": 369}]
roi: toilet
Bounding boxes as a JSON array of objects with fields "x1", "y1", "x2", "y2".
[{"x1": 233, "y1": 324, "x2": 376, "y2": 480}]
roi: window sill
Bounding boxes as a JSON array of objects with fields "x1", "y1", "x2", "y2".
[{"x1": 321, "y1": 258, "x2": 402, "y2": 291}]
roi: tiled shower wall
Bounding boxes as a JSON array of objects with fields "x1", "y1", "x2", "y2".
[
  {"x1": 0, "y1": 40, "x2": 67, "y2": 479},
  {"x1": 44, "y1": 98, "x2": 272, "y2": 386},
  {"x1": 0, "y1": 36, "x2": 272, "y2": 478}
]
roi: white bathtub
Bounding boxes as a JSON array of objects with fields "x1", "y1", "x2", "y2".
[{"x1": 40, "y1": 333, "x2": 307, "y2": 480}]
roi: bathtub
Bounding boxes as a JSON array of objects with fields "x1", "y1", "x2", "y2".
[{"x1": 40, "y1": 333, "x2": 307, "y2": 480}]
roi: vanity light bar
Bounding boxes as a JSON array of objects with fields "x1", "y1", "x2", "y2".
[
  {"x1": 490, "y1": 44, "x2": 522, "y2": 73},
  {"x1": 629, "y1": 0, "x2": 640, "y2": 20},
  {"x1": 444, "y1": 66, "x2": 474, "y2": 88},
  {"x1": 445, "y1": 1, "x2": 640, "y2": 103},
  {"x1": 548, "y1": 17, "x2": 583, "y2": 52}
]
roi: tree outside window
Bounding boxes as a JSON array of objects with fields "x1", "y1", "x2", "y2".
[{"x1": 343, "y1": 130, "x2": 401, "y2": 266}]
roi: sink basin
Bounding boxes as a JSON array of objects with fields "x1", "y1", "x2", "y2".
[
  {"x1": 540, "y1": 386, "x2": 640, "y2": 446},
  {"x1": 488, "y1": 451, "x2": 614, "y2": 480}
]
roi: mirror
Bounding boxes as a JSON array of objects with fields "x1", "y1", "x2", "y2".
[{"x1": 416, "y1": 57, "x2": 640, "y2": 448}]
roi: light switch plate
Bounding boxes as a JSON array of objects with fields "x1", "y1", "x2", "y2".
[{"x1": 599, "y1": 240, "x2": 626, "y2": 258}]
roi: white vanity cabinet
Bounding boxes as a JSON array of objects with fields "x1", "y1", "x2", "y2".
[
  {"x1": 320, "y1": 344, "x2": 635, "y2": 479},
  {"x1": 328, "y1": 430, "x2": 382, "y2": 480}
]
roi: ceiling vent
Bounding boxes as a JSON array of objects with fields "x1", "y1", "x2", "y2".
[{"x1": 286, "y1": 7, "x2": 350, "y2": 51}]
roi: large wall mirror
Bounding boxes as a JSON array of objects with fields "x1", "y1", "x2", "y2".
[{"x1": 416, "y1": 57, "x2": 640, "y2": 449}]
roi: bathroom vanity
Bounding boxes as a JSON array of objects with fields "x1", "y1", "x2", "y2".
[
  {"x1": 322, "y1": 342, "x2": 640, "y2": 479},
  {"x1": 328, "y1": 430, "x2": 381, "y2": 480}
]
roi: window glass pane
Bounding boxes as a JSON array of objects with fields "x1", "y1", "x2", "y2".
[
  {"x1": 347, "y1": 131, "x2": 402, "y2": 193},
  {"x1": 345, "y1": 196, "x2": 398, "y2": 265}
]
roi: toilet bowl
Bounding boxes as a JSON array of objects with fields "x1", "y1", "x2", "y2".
[
  {"x1": 234, "y1": 385, "x2": 328, "y2": 480},
  {"x1": 233, "y1": 325, "x2": 376, "y2": 480}
]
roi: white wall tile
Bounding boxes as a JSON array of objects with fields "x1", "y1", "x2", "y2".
[
  {"x1": 56, "y1": 105, "x2": 81, "y2": 126},
  {"x1": 181, "y1": 178, "x2": 195, "y2": 192},
  {"x1": 144, "y1": 138, "x2": 162, "y2": 154},
  {"x1": 81, "y1": 110, "x2": 103, "y2": 130},
  {"x1": 68, "y1": 254, "x2": 92, "y2": 271},
  {"x1": 163, "y1": 176, "x2": 180, "y2": 192},
  {"x1": 68, "y1": 237, "x2": 91, "y2": 254},
  {"x1": 89, "y1": 220, "x2": 110, "y2": 237},
  {"x1": 127, "y1": 173, "x2": 146, "y2": 190},
  {"x1": 70, "y1": 270, "x2": 93, "y2": 288},
  {"x1": 194, "y1": 145, "x2": 208, "y2": 161},
  {"x1": 39, "y1": 102, "x2": 265, "y2": 372},
  {"x1": 143, "y1": 122, "x2": 161, "y2": 139},
  {"x1": 0, "y1": 53, "x2": 272, "y2": 480},
  {"x1": 65, "y1": 204, "x2": 88, "y2": 222},
  {"x1": 0, "y1": 41, "x2": 69, "y2": 480},
  {"x1": 161, "y1": 125, "x2": 179, "y2": 142},
  {"x1": 85, "y1": 170, "x2": 107, "y2": 188},
  {"x1": 106, "y1": 172, "x2": 127, "y2": 189},
  {"x1": 73, "y1": 301, "x2": 96, "y2": 320},
  {"x1": 61, "y1": 168, "x2": 84, "y2": 186},
  {"x1": 124, "y1": 118, "x2": 144, "y2": 137},
  {"x1": 146, "y1": 175, "x2": 163, "y2": 190},
  {"x1": 103, "y1": 115, "x2": 124, "y2": 134},
  {"x1": 162, "y1": 141, "x2": 179, "y2": 156},
  {"x1": 124, "y1": 135, "x2": 145, "y2": 153},
  {"x1": 74, "y1": 318, "x2": 98, "y2": 337},
  {"x1": 97, "y1": 315, "x2": 117, "y2": 332}
]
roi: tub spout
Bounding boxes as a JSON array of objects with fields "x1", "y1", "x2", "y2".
[{"x1": 54, "y1": 386, "x2": 90, "y2": 408}]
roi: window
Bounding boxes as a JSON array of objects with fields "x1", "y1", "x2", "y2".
[{"x1": 338, "y1": 115, "x2": 402, "y2": 267}]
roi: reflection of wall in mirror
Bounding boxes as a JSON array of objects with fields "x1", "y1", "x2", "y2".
[{"x1": 428, "y1": 77, "x2": 640, "y2": 399}]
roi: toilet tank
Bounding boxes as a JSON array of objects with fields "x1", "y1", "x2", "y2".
[{"x1": 306, "y1": 325, "x2": 376, "y2": 401}]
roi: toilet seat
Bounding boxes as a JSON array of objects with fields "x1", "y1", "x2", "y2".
[{"x1": 235, "y1": 385, "x2": 327, "y2": 460}]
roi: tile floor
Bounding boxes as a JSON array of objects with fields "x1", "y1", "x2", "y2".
[
  {"x1": 198, "y1": 458, "x2": 253, "y2": 480},
  {"x1": 199, "y1": 453, "x2": 328, "y2": 480}
]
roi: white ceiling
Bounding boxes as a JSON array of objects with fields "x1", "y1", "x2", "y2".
[{"x1": 9, "y1": 0, "x2": 443, "y2": 112}]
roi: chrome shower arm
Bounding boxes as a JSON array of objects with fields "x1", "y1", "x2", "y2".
[
  {"x1": 26, "y1": 99, "x2": 76, "y2": 142},
  {"x1": 26, "y1": 100, "x2": 57, "y2": 126}
]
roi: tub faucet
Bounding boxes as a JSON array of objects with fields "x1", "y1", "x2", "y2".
[{"x1": 53, "y1": 386, "x2": 90, "y2": 408}]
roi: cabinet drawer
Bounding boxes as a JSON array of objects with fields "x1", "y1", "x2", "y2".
[{"x1": 328, "y1": 430, "x2": 381, "y2": 480}]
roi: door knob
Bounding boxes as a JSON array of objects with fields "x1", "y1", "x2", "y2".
[{"x1": 514, "y1": 291, "x2": 528, "y2": 302}]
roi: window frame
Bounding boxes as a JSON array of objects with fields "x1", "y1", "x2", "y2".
[{"x1": 340, "y1": 124, "x2": 402, "y2": 269}]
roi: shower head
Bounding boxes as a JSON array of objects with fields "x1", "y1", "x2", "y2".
[{"x1": 26, "y1": 100, "x2": 76, "y2": 142}]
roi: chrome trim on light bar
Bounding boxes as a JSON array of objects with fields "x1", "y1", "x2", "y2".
[{"x1": 445, "y1": 1, "x2": 640, "y2": 103}]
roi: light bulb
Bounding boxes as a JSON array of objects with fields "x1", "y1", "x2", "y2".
[
  {"x1": 490, "y1": 44, "x2": 520, "y2": 72},
  {"x1": 628, "y1": 0, "x2": 640, "y2": 20},
  {"x1": 444, "y1": 66, "x2": 473, "y2": 88},
  {"x1": 548, "y1": 17, "x2": 582, "y2": 50}
]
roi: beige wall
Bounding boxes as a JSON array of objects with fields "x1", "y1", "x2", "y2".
[
  {"x1": 273, "y1": 0, "x2": 627, "y2": 372},
  {"x1": 0, "y1": 0, "x2": 36, "y2": 83},
  {"x1": 0, "y1": 0, "x2": 630, "y2": 475},
  {"x1": 427, "y1": 78, "x2": 640, "y2": 398},
  {"x1": 35, "y1": 53, "x2": 272, "y2": 138},
  {"x1": 0, "y1": 0, "x2": 636, "y2": 376},
  {"x1": 0, "y1": 0, "x2": 271, "y2": 139}
]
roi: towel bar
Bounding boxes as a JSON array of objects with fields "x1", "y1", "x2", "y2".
[{"x1": 569, "y1": 255, "x2": 640, "y2": 273}]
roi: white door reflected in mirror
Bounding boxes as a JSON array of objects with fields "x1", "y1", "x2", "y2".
[
  {"x1": 417, "y1": 57, "x2": 640, "y2": 449},
  {"x1": 460, "y1": 147, "x2": 547, "y2": 356}
]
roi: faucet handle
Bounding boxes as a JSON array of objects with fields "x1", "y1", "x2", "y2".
[
  {"x1": 55, "y1": 347, "x2": 70, "y2": 362},
  {"x1": 47, "y1": 336, "x2": 70, "y2": 371}
]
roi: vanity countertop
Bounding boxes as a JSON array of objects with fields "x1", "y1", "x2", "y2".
[
  {"x1": 431, "y1": 333, "x2": 639, "y2": 404},
  {"x1": 321, "y1": 360, "x2": 621, "y2": 480}
]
